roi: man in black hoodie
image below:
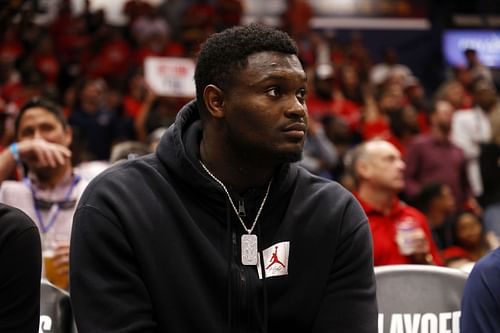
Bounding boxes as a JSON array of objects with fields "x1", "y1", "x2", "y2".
[{"x1": 70, "y1": 23, "x2": 378, "y2": 333}]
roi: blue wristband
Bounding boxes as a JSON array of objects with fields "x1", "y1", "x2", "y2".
[{"x1": 9, "y1": 143, "x2": 20, "y2": 164}]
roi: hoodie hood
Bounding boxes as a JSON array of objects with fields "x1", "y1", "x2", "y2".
[{"x1": 156, "y1": 101, "x2": 222, "y2": 197}]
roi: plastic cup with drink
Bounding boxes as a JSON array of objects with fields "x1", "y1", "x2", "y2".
[
  {"x1": 395, "y1": 217, "x2": 431, "y2": 263},
  {"x1": 42, "y1": 232, "x2": 70, "y2": 290}
]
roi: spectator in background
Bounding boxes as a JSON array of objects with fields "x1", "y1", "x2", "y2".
[
  {"x1": 31, "y1": 33, "x2": 60, "y2": 92},
  {"x1": 146, "y1": 126, "x2": 167, "y2": 151},
  {"x1": 415, "y1": 182, "x2": 456, "y2": 250},
  {"x1": 0, "y1": 203, "x2": 41, "y2": 333},
  {"x1": 404, "y1": 76, "x2": 431, "y2": 133},
  {"x1": 109, "y1": 140, "x2": 151, "y2": 164},
  {"x1": 70, "y1": 78, "x2": 134, "y2": 161},
  {"x1": 435, "y1": 79, "x2": 470, "y2": 111},
  {"x1": 461, "y1": 247, "x2": 500, "y2": 332},
  {"x1": 298, "y1": 117, "x2": 338, "y2": 179},
  {"x1": 479, "y1": 108, "x2": 500, "y2": 238},
  {"x1": 122, "y1": 69, "x2": 147, "y2": 120},
  {"x1": 452, "y1": 66, "x2": 474, "y2": 108},
  {"x1": 443, "y1": 210, "x2": 499, "y2": 270},
  {"x1": 386, "y1": 104, "x2": 420, "y2": 156},
  {"x1": 214, "y1": 0, "x2": 243, "y2": 31},
  {"x1": 405, "y1": 100, "x2": 473, "y2": 209},
  {"x1": 0, "y1": 25, "x2": 23, "y2": 64},
  {"x1": 134, "y1": 86, "x2": 181, "y2": 143},
  {"x1": 181, "y1": 0, "x2": 216, "y2": 56},
  {"x1": 85, "y1": 25, "x2": 131, "y2": 83},
  {"x1": 131, "y1": 4, "x2": 170, "y2": 47},
  {"x1": 360, "y1": 83, "x2": 407, "y2": 149},
  {"x1": 281, "y1": 0, "x2": 314, "y2": 40},
  {"x1": 350, "y1": 139, "x2": 442, "y2": 266},
  {"x1": 338, "y1": 64, "x2": 366, "y2": 107},
  {"x1": 464, "y1": 48, "x2": 493, "y2": 85},
  {"x1": 306, "y1": 64, "x2": 361, "y2": 134},
  {"x1": 158, "y1": 0, "x2": 189, "y2": 39},
  {"x1": 370, "y1": 47, "x2": 412, "y2": 88},
  {"x1": 452, "y1": 80, "x2": 497, "y2": 197},
  {"x1": 0, "y1": 97, "x2": 88, "y2": 290},
  {"x1": 322, "y1": 114, "x2": 354, "y2": 181},
  {"x1": 123, "y1": 0, "x2": 152, "y2": 28}
]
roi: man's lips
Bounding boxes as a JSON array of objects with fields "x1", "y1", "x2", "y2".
[
  {"x1": 282, "y1": 122, "x2": 307, "y2": 140},
  {"x1": 283, "y1": 122, "x2": 307, "y2": 133}
]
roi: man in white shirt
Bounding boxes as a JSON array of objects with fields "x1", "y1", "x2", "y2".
[
  {"x1": 451, "y1": 80, "x2": 497, "y2": 197},
  {"x1": 0, "y1": 97, "x2": 88, "y2": 289}
]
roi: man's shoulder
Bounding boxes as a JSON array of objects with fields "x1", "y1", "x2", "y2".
[
  {"x1": 294, "y1": 166, "x2": 349, "y2": 196},
  {"x1": 396, "y1": 201, "x2": 426, "y2": 219},
  {"x1": 293, "y1": 167, "x2": 364, "y2": 219},
  {"x1": 409, "y1": 134, "x2": 433, "y2": 147},
  {"x1": 473, "y1": 248, "x2": 500, "y2": 276},
  {"x1": 0, "y1": 180, "x2": 30, "y2": 196},
  {"x1": 81, "y1": 154, "x2": 165, "y2": 198},
  {"x1": 0, "y1": 203, "x2": 37, "y2": 240},
  {"x1": 453, "y1": 108, "x2": 475, "y2": 121}
]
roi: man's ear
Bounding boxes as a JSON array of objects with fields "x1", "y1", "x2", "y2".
[
  {"x1": 203, "y1": 84, "x2": 225, "y2": 119},
  {"x1": 356, "y1": 159, "x2": 370, "y2": 181}
]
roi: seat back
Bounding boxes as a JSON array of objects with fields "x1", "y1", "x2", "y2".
[
  {"x1": 375, "y1": 265, "x2": 468, "y2": 333},
  {"x1": 39, "y1": 280, "x2": 76, "y2": 333}
]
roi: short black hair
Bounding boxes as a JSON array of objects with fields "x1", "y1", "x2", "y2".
[
  {"x1": 194, "y1": 23, "x2": 298, "y2": 113},
  {"x1": 15, "y1": 97, "x2": 68, "y2": 138},
  {"x1": 464, "y1": 48, "x2": 476, "y2": 56},
  {"x1": 415, "y1": 182, "x2": 446, "y2": 213}
]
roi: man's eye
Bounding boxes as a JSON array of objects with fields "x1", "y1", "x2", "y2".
[
  {"x1": 297, "y1": 88, "x2": 307, "y2": 100},
  {"x1": 267, "y1": 88, "x2": 280, "y2": 97},
  {"x1": 20, "y1": 129, "x2": 34, "y2": 138}
]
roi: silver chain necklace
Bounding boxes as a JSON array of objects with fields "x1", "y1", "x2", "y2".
[{"x1": 199, "y1": 160, "x2": 272, "y2": 266}]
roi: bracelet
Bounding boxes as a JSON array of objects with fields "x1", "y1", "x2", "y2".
[{"x1": 9, "y1": 143, "x2": 20, "y2": 164}]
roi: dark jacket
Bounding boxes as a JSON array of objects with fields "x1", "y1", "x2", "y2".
[
  {"x1": 70, "y1": 101, "x2": 377, "y2": 333},
  {"x1": 0, "y1": 204, "x2": 41, "y2": 333}
]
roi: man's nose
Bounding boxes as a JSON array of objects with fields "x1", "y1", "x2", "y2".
[
  {"x1": 397, "y1": 159, "x2": 406, "y2": 171},
  {"x1": 33, "y1": 130, "x2": 43, "y2": 140},
  {"x1": 285, "y1": 96, "x2": 306, "y2": 118}
]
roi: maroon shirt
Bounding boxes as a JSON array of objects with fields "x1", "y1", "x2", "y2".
[{"x1": 405, "y1": 134, "x2": 471, "y2": 207}]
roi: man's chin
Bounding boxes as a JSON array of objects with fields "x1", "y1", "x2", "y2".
[
  {"x1": 275, "y1": 150, "x2": 303, "y2": 164},
  {"x1": 30, "y1": 165, "x2": 58, "y2": 178}
]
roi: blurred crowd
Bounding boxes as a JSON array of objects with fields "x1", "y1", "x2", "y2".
[{"x1": 1, "y1": 0, "x2": 500, "y2": 278}]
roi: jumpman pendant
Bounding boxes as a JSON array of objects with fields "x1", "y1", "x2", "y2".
[{"x1": 241, "y1": 234, "x2": 258, "y2": 265}]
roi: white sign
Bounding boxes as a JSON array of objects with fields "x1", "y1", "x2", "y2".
[
  {"x1": 378, "y1": 312, "x2": 461, "y2": 333},
  {"x1": 144, "y1": 57, "x2": 196, "y2": 97}
]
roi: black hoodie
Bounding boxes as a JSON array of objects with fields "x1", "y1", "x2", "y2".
[{"x1": 70, "y1": 101, "x2": 378, "y2": 333}]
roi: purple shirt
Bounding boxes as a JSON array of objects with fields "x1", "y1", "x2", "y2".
[{"x1": 405, "y1": 134, "x2": 471, "y2": 207}]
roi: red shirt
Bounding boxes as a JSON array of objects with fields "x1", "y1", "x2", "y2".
[
  {"x1": 34, "y1": 55, "x2": 60, "y2": 84},
  {"x1": 355, "y1": 194, "x2": 443, "y2": 266}
]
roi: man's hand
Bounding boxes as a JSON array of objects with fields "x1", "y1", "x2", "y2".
[
  {"x1": 53, "y1": 242, "x2": 70, "y2": 276},
  {"x1": 17, "y1": 139, "x2": 71, "y2": 168}
]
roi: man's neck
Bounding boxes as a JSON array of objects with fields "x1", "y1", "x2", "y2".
[
  {"x1": 358, "y1": 185, "x2": 395, "y2": 215},
  {"x1": 430, "y1": 127, "x2": 449, "y2": 142},
  {"x1": 426, "y1": 209, "x2": 448, "y2": 229},
  {"x1": 199, "y1": 135, "x2": 275, "y2": 194}
]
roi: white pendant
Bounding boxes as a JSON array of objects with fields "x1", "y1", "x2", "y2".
[{"x1": 241, "y1": 234, "x2": 258, "y2": 266}]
